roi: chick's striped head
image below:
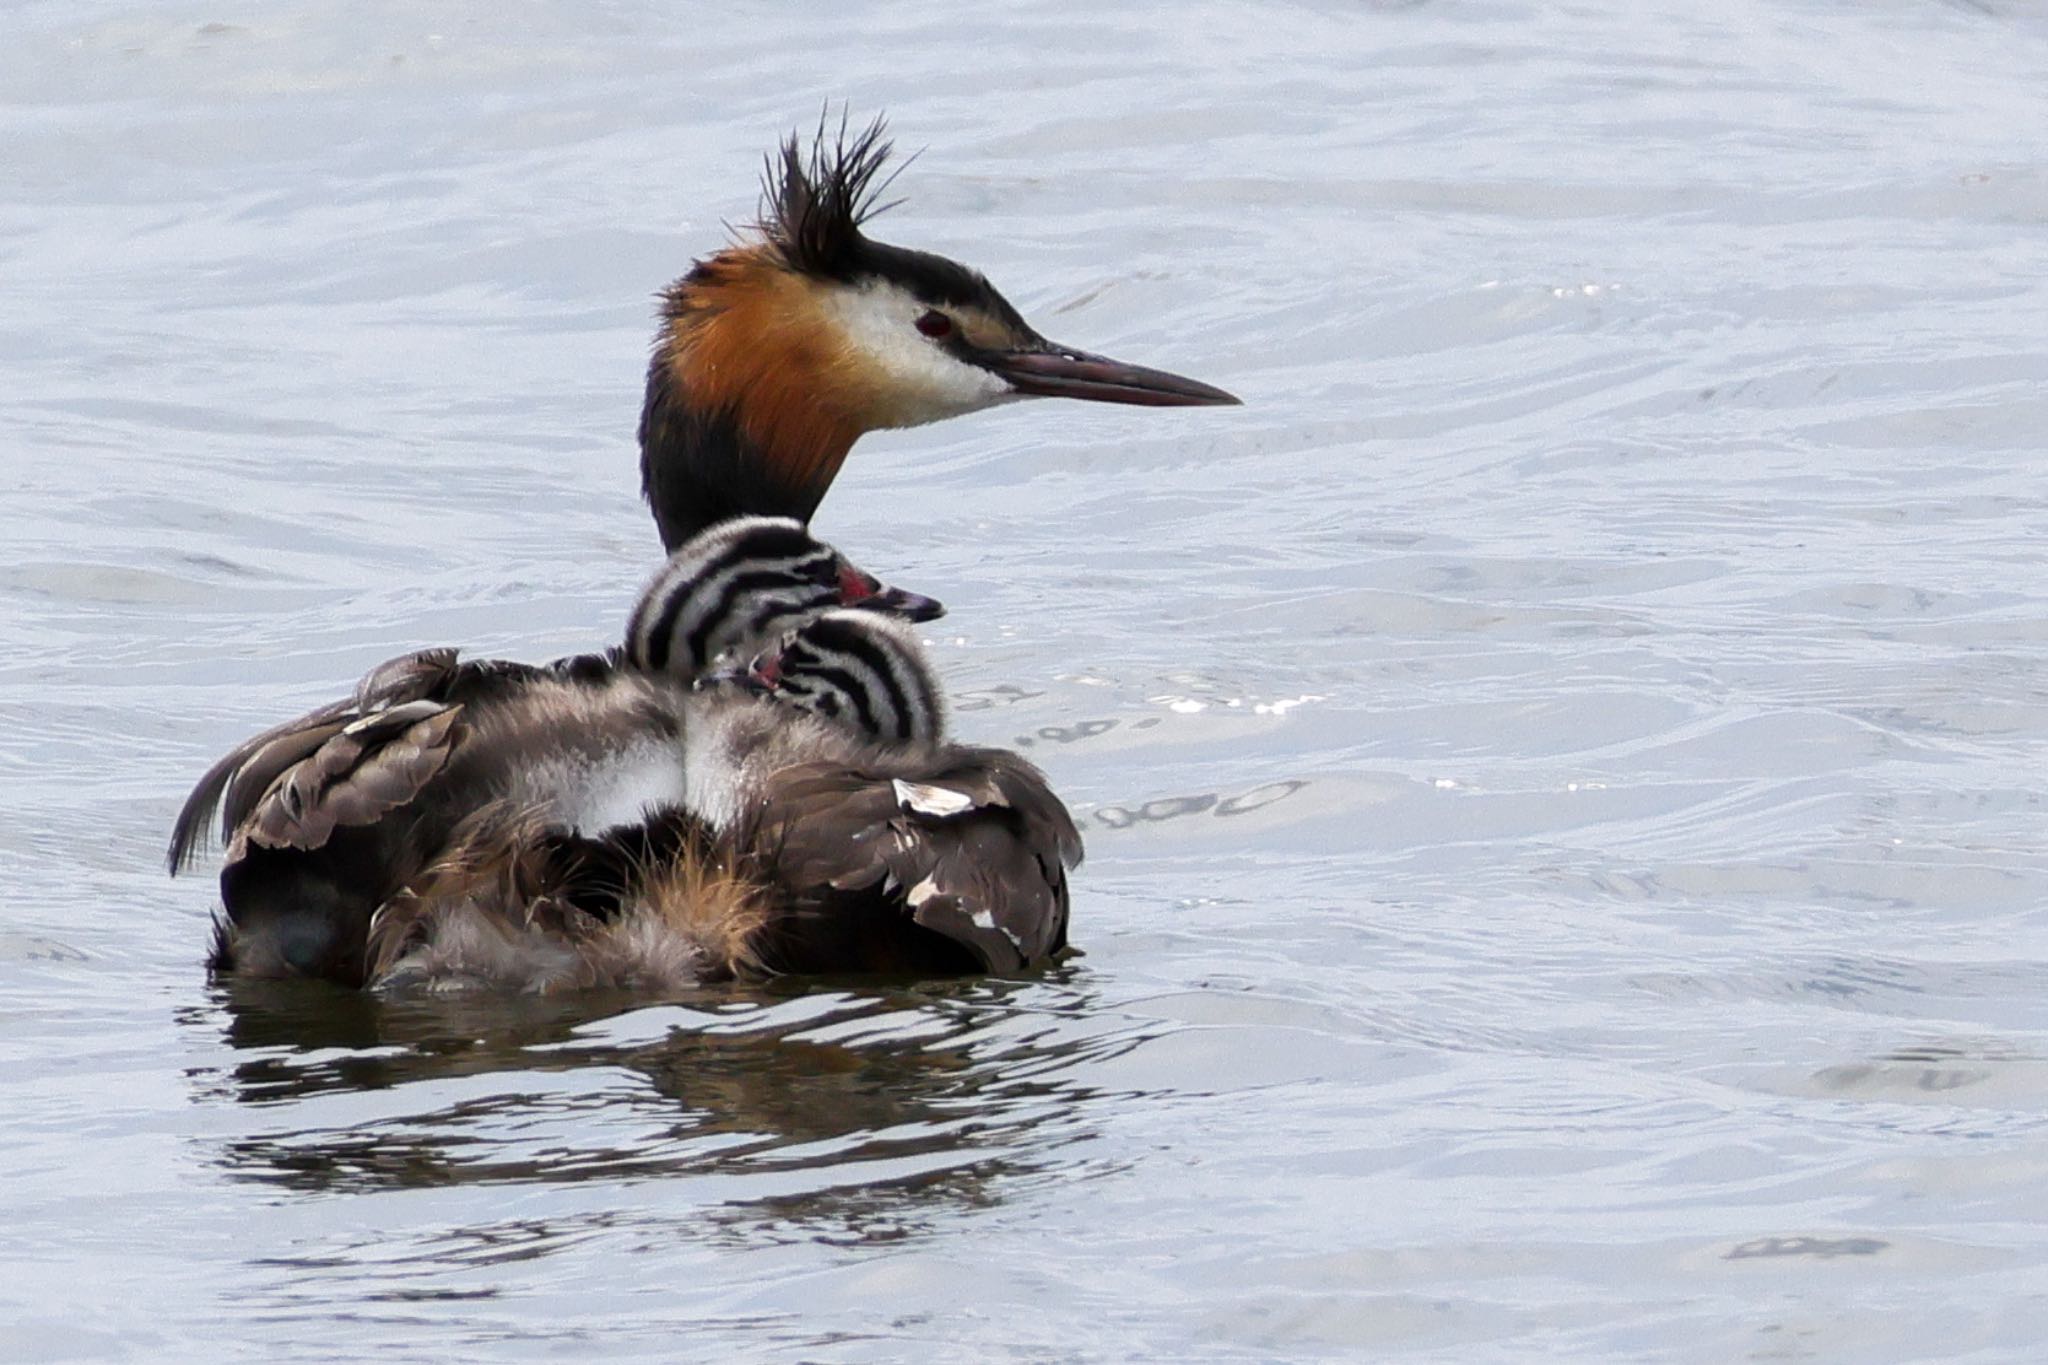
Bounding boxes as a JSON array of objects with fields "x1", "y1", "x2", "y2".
[{"x1": 624, "y1": 516, "x2": 941, "y2": 678}]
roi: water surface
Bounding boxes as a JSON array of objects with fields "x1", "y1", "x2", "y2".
[{"x1": 6, "y1": 1, "x2": 2048, "y2": 1359}]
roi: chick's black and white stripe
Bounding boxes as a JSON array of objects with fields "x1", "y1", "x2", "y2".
[
  {"x1": 766, "y1": 611, "x2": 945, "y2": 744},
  {"x1": 625, "y1": 515, "x2": 845, "y2": 675}
]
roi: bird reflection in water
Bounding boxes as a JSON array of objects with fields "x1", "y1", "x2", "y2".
[{"x1": 189, "y1": 970, "x2": 1143, "y2": 1240}]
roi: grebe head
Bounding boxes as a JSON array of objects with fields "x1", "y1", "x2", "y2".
[
  {"x1": 699, "y1": 608, "x2": 945, "y2": 747},
  {"x1": 639, "y1": 114, "x2": 1241, "y2": 549},
  {"x1": 624, "y1": 516, "x2": 942, "y2": 677}
]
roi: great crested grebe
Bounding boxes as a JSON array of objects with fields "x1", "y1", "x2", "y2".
[
  {"x1": 172, "y1": 518, "x2": 936, "y2": 985},
  {"x1": 364, "y1": 609, "x2": 1078, "y2": 992},
  {"x1": 174, "y1": 115, "x2": 1232, "y2": 988},
  {"x1": 638, "y1": 115, "x2": 1239, "y2": 550}
]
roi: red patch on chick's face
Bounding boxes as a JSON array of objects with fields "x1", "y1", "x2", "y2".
[{"x1": 836, "y1": 562, "x2": 880, "y2": 605}]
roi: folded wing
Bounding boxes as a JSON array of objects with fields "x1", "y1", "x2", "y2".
[{"x1": 750, "y1": 746, "x2": 1082, "y2": 972}]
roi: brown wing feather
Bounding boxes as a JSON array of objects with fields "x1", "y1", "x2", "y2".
[
  {"x1": 751, "y1": 746, "x2": 1082, "y2": 972},
  {"x1": 168, "y1": 648, "x2": 463, "y2": 872},
  {"x1": 214, "y1": 719, "x2": 353, "y2": 845},
  {"x1": 355, "y1": 647, "x2": 460, "y2": 709},
  {"x1": 169, "y1": 698, "x2": 356, "y2": 873},
  {"x1": 241, "y1": 702, "x2": 464, "y2": 856}
]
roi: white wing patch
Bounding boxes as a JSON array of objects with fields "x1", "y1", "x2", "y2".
[{"x1": 892, "y1": 778, "x2": 975, "y2": 818}]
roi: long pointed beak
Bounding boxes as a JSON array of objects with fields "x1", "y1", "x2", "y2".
[{"x1": 986, "y1": 343, "x2": 1241, "y2": 407}]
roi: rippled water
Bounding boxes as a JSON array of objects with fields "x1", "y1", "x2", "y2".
[{"x1": 6, "y1": 1, "x2": 2048, "y2": 1358}]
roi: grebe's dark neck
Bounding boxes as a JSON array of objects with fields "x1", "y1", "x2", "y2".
[
  {"x1": 637, "y1": 360, "x2": 834, "y2": 551},
  {"x1": 636, "y1": 257, "x2": 863, "y2": 552}
]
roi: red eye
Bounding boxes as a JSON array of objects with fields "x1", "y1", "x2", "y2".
[{"x1": 915, "y1": 310, "x2": 953, "y2": 339}]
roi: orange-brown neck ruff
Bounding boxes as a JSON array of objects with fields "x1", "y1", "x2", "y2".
[{"x1": 640, "y1": 248, "x2": 864, "y2": 551}]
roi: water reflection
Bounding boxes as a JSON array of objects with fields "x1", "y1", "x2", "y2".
[
  {"x1": 1094, "y1": 779, "x2": 1307, "y2": 830},
  {"x1": 189, "y1": 971, "x2": 1152, "y2": 1236}
]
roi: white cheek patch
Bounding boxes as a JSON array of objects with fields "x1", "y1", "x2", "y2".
[{"x1": 819, "y1": 279, "x2": 1014, "y2": 428}]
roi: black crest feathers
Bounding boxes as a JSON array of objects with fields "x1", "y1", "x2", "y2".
[{"x1": 759, "y1": 111, "x2": 907, "y2": 279}]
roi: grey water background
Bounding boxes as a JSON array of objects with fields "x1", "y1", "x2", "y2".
[{"x1": 5, "y1": 0, "x2": 2047, "y2": 1358}]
